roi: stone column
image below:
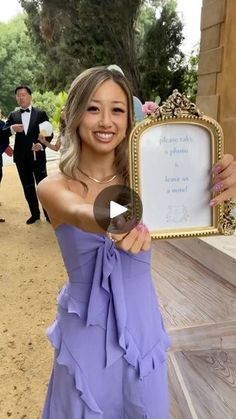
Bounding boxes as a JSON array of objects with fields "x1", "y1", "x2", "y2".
[{"x1": 197, "y1": 0, "x2": 236, "y2": 157}]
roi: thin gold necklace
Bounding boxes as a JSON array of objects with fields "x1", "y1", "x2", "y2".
[{"x1": 78, "y1": 167, "x2": 117, "y2": 184}]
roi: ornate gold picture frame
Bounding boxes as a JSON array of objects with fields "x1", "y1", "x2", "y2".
[{"x1": 129, "y1": 90, "x2": 236, "y2": 239}]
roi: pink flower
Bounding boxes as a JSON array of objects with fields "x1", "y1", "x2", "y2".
[{"x1": 142, "y1": 101, "x2": 159, "y2": 115}]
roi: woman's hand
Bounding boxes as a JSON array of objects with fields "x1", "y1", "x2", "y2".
[
  {"x1": 38, "y1": 135, "x2": 47, "y2": 145},
  {"x1": 211, "y1": 154, "x2": 236, "y2": 206},
  {"x1": 32, "y1": 142, "x2": 43, "y2": 152},
  {"x1": 111, "y1": 223, "x2": 151, "y2": 254}
]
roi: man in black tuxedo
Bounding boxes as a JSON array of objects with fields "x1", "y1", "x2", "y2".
[
  {"x1": 3, "y1": 86, "x2": 52, "y2": 224},
  {"x1": 0, "y1": 115, "x2": 10, "y2": 222}
]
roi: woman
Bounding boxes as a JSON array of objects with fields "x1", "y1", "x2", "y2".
[
  {"x1": 38, "y1": 66, "x2": 236, "y2": 419},
  {"x1": 39, "y1": 108, "x2": 66, "y2": 152}
]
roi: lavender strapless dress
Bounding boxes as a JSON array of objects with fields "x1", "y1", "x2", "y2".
[{"x1": 42, "y1": 225, "x2": 170, "y2": 419}]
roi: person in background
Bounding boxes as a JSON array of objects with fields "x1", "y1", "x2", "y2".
[
  {"x1": 0, "y1": 110, "x2": 11, "y2": 222},
  {"x1": 3, "y1": 86, "x2": 53, "y2": 224},
  {"x1": 39, "y1": 107, "x2": 66, "y2": 152},
  {"x1": 38, "y1": 66, "x2": 236, "y2": 419}
]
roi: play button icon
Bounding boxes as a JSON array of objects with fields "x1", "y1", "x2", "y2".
[
  {"x1": 93, "y1": 185, "x2": 143, "y2": 234},
  {"x1": 110, "y1": 201, "x2": 128, "y2": 218}
]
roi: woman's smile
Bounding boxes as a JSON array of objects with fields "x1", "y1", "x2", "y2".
[{"x1": 93, "y1": 131, "x2": 115, "y2": 143}]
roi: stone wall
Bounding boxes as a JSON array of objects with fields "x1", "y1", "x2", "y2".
[{"x1": 197, "y1": 0, "x2": 236, "y2": 157}]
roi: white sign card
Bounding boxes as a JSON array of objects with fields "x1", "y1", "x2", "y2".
[{"x1": 140, "y1": 123, "x2": 212, "y2": 231}]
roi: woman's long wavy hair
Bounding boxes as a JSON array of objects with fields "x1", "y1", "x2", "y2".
[
  {"x1": 59, "y1": 109, "x2": 66, "y2": 136},
  {"x1": 59, "y1": 66, "x2": 134, "y2": 185}
]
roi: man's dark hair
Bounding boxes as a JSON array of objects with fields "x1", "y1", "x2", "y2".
[{"x1": 15, "y1": 86, "x2": 32, "y2": 95}]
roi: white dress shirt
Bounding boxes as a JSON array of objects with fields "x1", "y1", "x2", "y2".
[
  {"x1": 21, "y1": 105, "x2": 32, "y2": 135},
  {"x1": 10, "y1": 105, "x2": 32, "y2": 135}
]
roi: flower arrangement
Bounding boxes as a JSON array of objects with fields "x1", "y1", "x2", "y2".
[{"x1": 142, "y1": 101, "x2": 159, "y2": 116}]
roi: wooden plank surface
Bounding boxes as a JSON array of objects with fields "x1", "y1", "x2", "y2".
[
  {"x1": 150, "y1": 240, "x2": 236, "y2": 418},
  {"x1": 174, "y1": 349, "x2": 236, "y2": 419},
  {"x1": 169, "y1": 320, "x2": 236, "y2": 351},
  {"x1": 151, "y1": 241, "x2": 236, "y2": 329}
]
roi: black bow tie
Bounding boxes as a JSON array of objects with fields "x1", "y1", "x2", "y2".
[{"x1": 20, "y1": 108, "x2": 30, "y2": 113}]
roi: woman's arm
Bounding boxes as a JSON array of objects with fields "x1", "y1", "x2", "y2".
[
  {"x1": 39, "y1": 135, "x2": 61, "y2": 151},
  {"x1": 37, "y1": 175, "x2": 105, "y2": 233},
  {"x1": 37, "y1": 175, "x2": 151, "y2": 253}
]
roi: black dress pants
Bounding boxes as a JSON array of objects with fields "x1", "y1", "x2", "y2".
[{"x1": 15, "y1": 157, "x2": 48, "y2": 218}]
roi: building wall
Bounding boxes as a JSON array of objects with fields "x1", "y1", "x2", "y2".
[{"x1": 197, "y1": 0, "x2": 236, "y2": 157}]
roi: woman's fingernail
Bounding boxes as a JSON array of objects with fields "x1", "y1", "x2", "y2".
[
  {"x1": 210, "y1": 199, "x2": 217, "y2": 207},
  {"x1": 136, "y1": 223, "x2": 145, "y2": 232},
  {"x1": 212, "y1": 182, "x2": 224, "y2": 192},
  {"x1": 212, "y1": 164, "x2": 222, "y2": 174}
]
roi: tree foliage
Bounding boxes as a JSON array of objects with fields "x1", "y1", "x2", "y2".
[
  {"x1": 51, "y1": 91, "x2": 68, "y2": 126},
  {"x1": 20, "y1": 0, "x2": 143, "y2": 95},
  {"x1": 139, "y1": 3, "x2": 185, "y2": 101},
  {"x1": 33, "y1": 90, "x2": 67, "y2": 127},
  {"x1": 0, "y1": 14, "x2": 66, "y2": 119},
  {"x1": 19, "y1": 0, "x2": 187, "y2": 101},
  {"x1": 183, "y1": 47, "x2": 199, "y2": 102},
  {"x1": 0, "y1": 1, "x2": 198, "y2": 120},
  {"x1": 19, "y1": 0, "x2": 81, "y2": 92},
  {"x1": 0, "y1": 15, "x2": 44, "y2": 116},
  {"x1": 32, "y1": 91, "x2": 57, "y2": 120}
]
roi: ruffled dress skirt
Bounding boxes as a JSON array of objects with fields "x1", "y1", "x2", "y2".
[{"x1": 41, "y1": 225, "x2": 170, "y2": 419}]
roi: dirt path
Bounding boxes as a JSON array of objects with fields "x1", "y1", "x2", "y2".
[{"x1": 0, "y1": 162, "x2": 65, "y2": 418}]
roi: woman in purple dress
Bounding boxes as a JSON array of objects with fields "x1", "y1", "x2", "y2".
[{"x1": 38, "y1": 66, "x2": 236, "y2": 419}]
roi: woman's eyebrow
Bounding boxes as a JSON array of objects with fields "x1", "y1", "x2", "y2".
[{"x1": 90, "y1": 99, "x2": 126, "y2": 105}]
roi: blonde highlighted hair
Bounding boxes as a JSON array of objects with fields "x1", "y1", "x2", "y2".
[{"x1": 59, "y1": 66, "x2": 134, "y2": 185}]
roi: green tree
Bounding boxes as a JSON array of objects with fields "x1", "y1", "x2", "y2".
[
  {"x1": 183, "y1": 47, "x2": 199, "y2": 102},
  {"x1": 51, "y1": 91, "x2": 68, "y2": 127},
  {"x1": 19, "y1": 0, "x2": 186, "y2": 101},
  {"x1": 135, "y1": 2, "x2": 159, "y2": 59},
  {"x1": 0, "y1": 15, "x2": 44, "y2": 116},
  {"x1": 32, "y1": 91, "x2": 57, "y2": 120},
  {"x1": 20, "y1": 0, "x2": 143, "y2": 95},
  {"x1": 140, "y1": 4, "x2": 186, "y2": 101},
  {"x1": 20, "y1": 0, "x2": 82, "y2": 92},
  {"x1": 31, "y1": 90, "x2": 67, "y2": 127}
]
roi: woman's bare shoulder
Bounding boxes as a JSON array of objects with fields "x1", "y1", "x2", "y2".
[
  {"x1": 37, "y1": 173, "x2": 70, "y2": 199},
  {"x1": 37, "y1": 173, "x2": 87, "y2": 229},
  {"x1": 37, "y1": 173, "x2": 85, "y2": 201},
  {"x1": 38, "y1": 173, "x2": 68, "y2": 188}
]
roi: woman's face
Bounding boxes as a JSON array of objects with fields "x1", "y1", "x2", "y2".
[{"x1": 78, "y1": 79, "x2": 128, "y2": 155}]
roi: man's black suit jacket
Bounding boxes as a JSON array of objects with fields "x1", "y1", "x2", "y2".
[
  {"x1": 0, "y1": 119, "x2": 10, "y2": 168},
  {"x1": 3, "y1": 107, "x2": 51, "y2": 164}
]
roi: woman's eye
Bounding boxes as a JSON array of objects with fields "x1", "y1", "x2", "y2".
[
  {"x1": 113, "y1": 107, "x2": 125, "y2": 113},
  {"x1": 87, "y1": 106, "x2": 99, "y2": 112}
]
